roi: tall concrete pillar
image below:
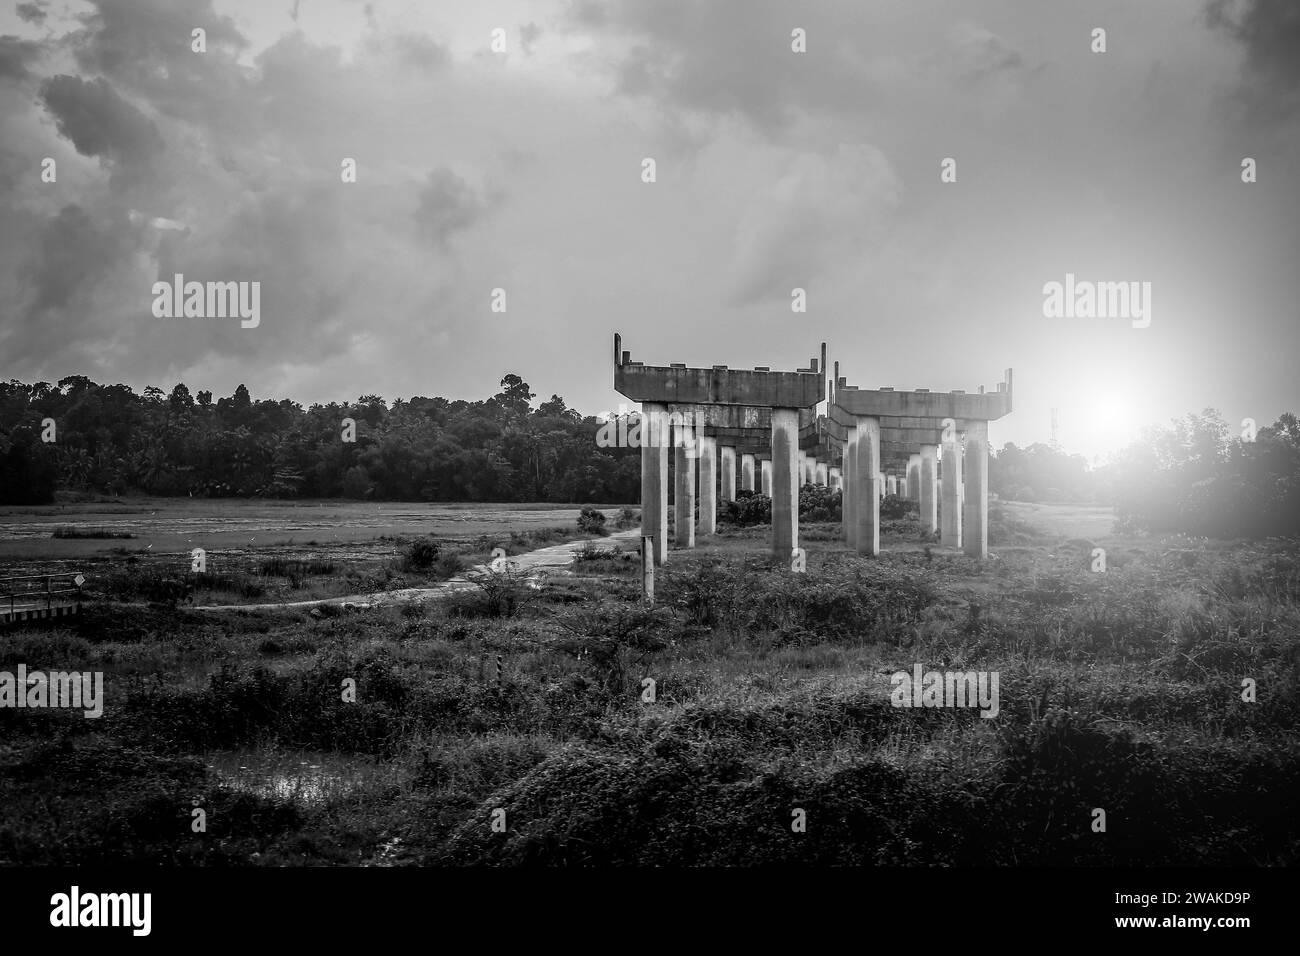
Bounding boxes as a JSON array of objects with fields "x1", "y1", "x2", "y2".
[
  {"x1": 771, "y1": 408, "x2": 800, "y2": 560},
  {"x1": 941, "y1": 436, "x2": 962, "y2": 549},
  {"x1": 760, "y1": 459, "x2": 771, "y2": 496},
  {"x1": 920, "y1": 444, "x2": 938, "y2": 535},
  {"x1": 698, "y1": 436, "x2": 717, "y2": 536},
  {"x1": 741, "y1": 453, "x2": 756, "y2": 492},
  {"x1": 641, "y1": 402, "x2": 669, "y2": 565},
  {"x1": 843, "y1": 432, "x2": 857, "y2": 546},
  {"x1": 854, "y1": 417, "x2": 880, "y2": 555},
  {"x1": 815, "y1": 461, "x2": 828, "y2": 486},
  {"x1": 907, "y1": 454, "x2": 921, "y2": 501},
  {"x1": 720, "y1": 445, "x2": 737, "y2": 502},
  {"x1": 673, "y1": 432, "x2": 696, "y2": 549},
  {"x1": 962, "y1": 419, "x2": 989, "y2": 558},
  {"x1": 829, "y1": 467, "x2": 841, "y2": 491}
]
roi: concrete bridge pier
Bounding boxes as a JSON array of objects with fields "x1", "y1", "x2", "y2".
[
  {"x1": 815, "y1": 461, "x2": 828, "y2": 486},
  {"x1": 907, "y1": 453, "x2": 921, "y2": 501},
  {"x1": 920, "y1": 444, "x2": 938, "y2": 535},
  {"x1": 940, "y1": 436, "x2": 962, "y2": 549},
  {"x1": 641, "y1": 401, "x2": 669, "y2": 565},
  {"x1": 698, "y1": 436, "x2": 717, "y2": 535},
  {"x1": 760, "y1": 459, "x2": 771, "y2": 496},
  {"x1": 720, "y1": 445, "x2": 737, "y2": 502},
  {"x1": 771, "y1": 408, "x2": 800, "y2": 560},
  {"x1": 962, "y1": 419, "x2": 989, "y2": 558},
  {"x1": 854, "y1": 416, "x2": 881, "y2": 555},
  {"x1": 829, "y1": 466, "x2": 841, "y2": 492},
  {"x1": 673, "y1": 429, "x2": 696, "y2": 549},
  {"x1": 843, "y1": 431, "x2": 858, "y2": 547},
  {"x1": 741, "y1": 453, "x2": 755, "y2": 492}
]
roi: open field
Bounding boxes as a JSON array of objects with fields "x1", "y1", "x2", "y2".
[
  {"x1": 0, "y1": 499, "x2": 632, "y2": 560},
  {"x1": 1, "y1": 502, "x2": 1298, "y2": 866}
]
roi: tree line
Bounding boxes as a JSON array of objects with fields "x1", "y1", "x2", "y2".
[
  {"x1": 0, "y1": 374, "x2": 639, "y2": 505},
  {"x1": 3, "y1": 377, "x2": 1296, "y2": 538}
]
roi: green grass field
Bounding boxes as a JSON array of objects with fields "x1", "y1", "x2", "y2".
[{"x1": 1, "y1": 500, "x2": 1297, "y2": 866}]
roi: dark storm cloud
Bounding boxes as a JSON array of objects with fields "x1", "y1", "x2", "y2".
[
  {"x1": 39, "y1": 75, "x2": 165, "y2": 169},
  {"x1": 1207, "y1": 0, "x2": 1300, "y2": 112},
  {"x1": 565, "y1": 0, "x2": 1029, "y2": 135},
  {"x1": 15, "y1": 2, "x2": 48, "y2": 25},
  {"x1": 70, "y1": 0, "x2": 251, "y2": 130},
  {"x1": 22, "y1": 203, "x2": 141, "y2": 316},
  {"x1": 0, "y1": 34, "x2": 44, "y2": 81},
  {"x1": 412, "y1": 167, "x2": 489, "y2": 247}
]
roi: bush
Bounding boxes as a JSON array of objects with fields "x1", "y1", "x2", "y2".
[
  {"x1": 577, "y1": 507, "x2": 609, "y2": 536},
  {"x1": 880, "y1": 494, "x2": 915, "y2": 520},
  {"x1": 721, "y1": 493, "x2": 771, "y2": 526},
  {"x1": 402, "y1": 537, "x2": 441, "y2": 570}
]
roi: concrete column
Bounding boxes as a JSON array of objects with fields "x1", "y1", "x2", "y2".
[
  {"x1": 673, "y1": 431, "x2": 696, "y2": 549},
  {"x1": 941, "y1": 436, "x2": 962, "y2": 549},
  {"x1": 771, "y1": 408, "x2": 799, "y2": 561},
  {"x1": 962, "y1": 419, "x2": 989, "y2": 559},
  {"x1": 720, "y1": 445, "x2": 737, "y2": 502},
  {"x1": 854, "y1": 417, "x2": 880, "y2": 555},
  {"x1": 920, "y1": 444, "x2": 938, "y2": 535},
  {"x1": 843, "y1": 432, "x2": 857, "y2": 546},
  {"x1": 829, "y1": 466, "x2": 841, "y2": 491},
  {"x1": 815, "y1": 461, "x2": 828, "y2": 486},
  {"x1": 641, "y1": 402, "x2": 669, "y2": 565},
  {"x1": 698, "y1": 436, "x2": 717, "y2": 536},
  {"x1": 907, "y1": 453, "x2": 921, "y2": 501},
  {"x1": 741, "y1": 453, "x2": 756, "y2": 492},
  {"x1": 760, "y1": 459, "x2": 771, "y2": 496}
]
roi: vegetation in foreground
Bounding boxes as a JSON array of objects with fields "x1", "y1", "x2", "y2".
[{"x1": 2, "y1": 509, "x2": 1297, "y2": 867}]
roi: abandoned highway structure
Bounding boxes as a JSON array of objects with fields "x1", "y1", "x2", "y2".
[{"x1": 611, "y1": 333, "x2": 1013, "y2": 563}]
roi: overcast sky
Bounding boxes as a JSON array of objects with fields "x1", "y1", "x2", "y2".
[{"x1": 1, "y1": 0, "x2": 1296, "y2": 461}]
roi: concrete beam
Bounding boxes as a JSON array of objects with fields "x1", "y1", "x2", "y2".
[
  {"x1": 833, "y1": 377, "x2": 1013, "y2": 421},
  {"x1": 614, "y1": 333, "x2": 825, "y2": 408}
]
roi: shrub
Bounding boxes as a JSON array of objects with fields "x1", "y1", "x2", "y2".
[
  {"x1": 577, "y1": 507, "x2": 609, "y2": 536},
  {"x1": 402, "y1": 537, "x2": 441, "y2": 570}
]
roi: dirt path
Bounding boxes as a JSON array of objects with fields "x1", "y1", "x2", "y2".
[{"x1": 190, "y1": 530, "x2": 642, "y2": 613}]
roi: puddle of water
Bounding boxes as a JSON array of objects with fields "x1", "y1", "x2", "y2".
[{"x1": 205, "y1": 750, "x2": 403, "y2": 806}]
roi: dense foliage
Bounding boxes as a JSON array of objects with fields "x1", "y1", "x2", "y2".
[{"x1": 0, "y1": 374, "x2": 638, "y2": 504}]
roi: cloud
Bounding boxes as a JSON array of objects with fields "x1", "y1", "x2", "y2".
[
  {"x1": 15, "y1": 2, "x2": 48, "y2": 26},
  {"x1": 726, "y1": 143, "x2": 902, "y2": 304},
  {"x1": 412, "y1": 167, "x2": 491, "y2": 248},
  {"x1": 38, "y1": 75, "x2": 165, "y2": 176},
  {"x1": 0, "y1": 35, "x2": 44, "y2": 81},
  {"x1": 1207, "y1": 0, "x2": 1300, "y2": 115}
]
